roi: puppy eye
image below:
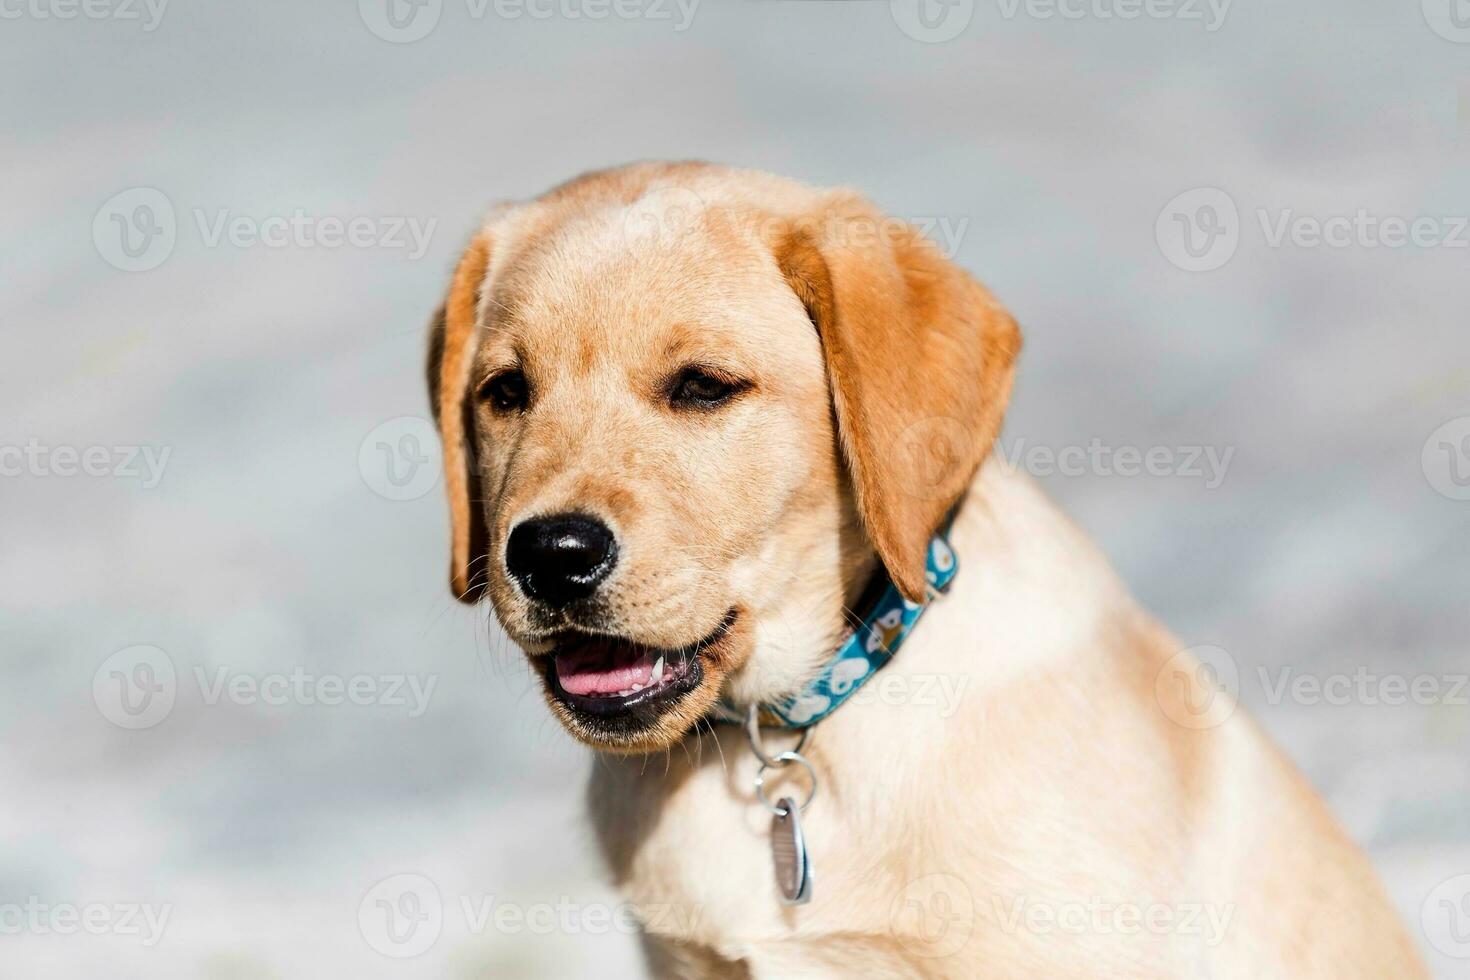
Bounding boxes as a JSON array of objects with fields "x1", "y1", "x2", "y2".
[
  {"x1": 671, "y1": 368, "x2": 742, "y2": 408},
  {"x1": 480, "y1": 370, "x2": 528, "y2": 412}
]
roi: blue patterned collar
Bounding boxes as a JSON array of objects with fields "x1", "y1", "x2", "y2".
[{"x1": 709, "y1": 528, "x2": 959, "y2": 730}]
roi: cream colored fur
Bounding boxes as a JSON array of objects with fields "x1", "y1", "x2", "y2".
[
  {"x1": 591, "y1": 461, "x2": 1424, "y2": 978},
  {"x1": 426, "y1": 162, "x2": 1425, "y2": 978}
]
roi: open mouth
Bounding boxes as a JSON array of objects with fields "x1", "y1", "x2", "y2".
[{"x1": 542, "y1": 610, "x2": 737, "y2": 723}]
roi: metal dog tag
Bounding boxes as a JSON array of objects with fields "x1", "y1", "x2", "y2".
[{"x1": 771, "y1": 797, "x2": 813, "y2": 905}]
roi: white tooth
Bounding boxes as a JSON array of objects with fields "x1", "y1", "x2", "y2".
[{"x1": 652, "y1": 656, "x2": 665, "y2": 683}]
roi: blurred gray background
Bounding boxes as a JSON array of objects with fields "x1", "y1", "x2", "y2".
[{"x1": 3, "y1": 0, "x2": 1468, "y2": 975}]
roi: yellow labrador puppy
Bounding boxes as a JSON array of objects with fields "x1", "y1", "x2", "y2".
[{"x1": 426, "y1": 162, "x2": 1423, "y2": 978}]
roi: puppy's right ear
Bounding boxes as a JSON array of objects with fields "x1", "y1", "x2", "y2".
[{"x1": 426, "y1": 231, "x2": 493, "y2": 603}]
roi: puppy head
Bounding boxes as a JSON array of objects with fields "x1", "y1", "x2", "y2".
[{"x1": 428, "y1": 163, "x2": 1019, "y2": 753}]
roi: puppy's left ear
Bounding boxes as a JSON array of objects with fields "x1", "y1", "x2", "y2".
[
  {"x1": 426, "y1": 231, "x2": 493, "y2": 603},
  {"x1": 773, "y1": 194, "x2": 1022, "y2": 602}
]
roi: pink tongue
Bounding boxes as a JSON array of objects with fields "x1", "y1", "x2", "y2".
[{"x1": 556, "y1": 643, "x2": 656, "y2": 697}]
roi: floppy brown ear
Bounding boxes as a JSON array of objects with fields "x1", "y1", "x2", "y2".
[
  {"x1": 426, "y1": 231, "x2": 493, "y2": 603},
  {"x1": 774, "y1": 195, "x2": 1021, "y2": 602}
]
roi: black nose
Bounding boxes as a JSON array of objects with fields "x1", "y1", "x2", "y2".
[{"x1": 505, "y1": 513, "x2": 618, "y2": 607}]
